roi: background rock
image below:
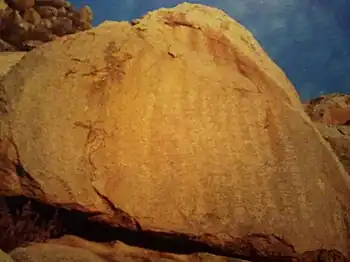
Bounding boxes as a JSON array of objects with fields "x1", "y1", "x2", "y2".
[
  {"x1": 4, "y1": 0, "x2": 35, "y2": 12},
  {"x1": 0, "y1": 249, "x2": 14, "y2": 262},
  {"x1": 0, "y1": 0, "x2": 93, "y2": 51},
  {"x1": 303, "y1": 93, "x2": 350, "y2": 125},
  {"x1": 303, "y1": 94, "x2": 350, "y2": 175}
]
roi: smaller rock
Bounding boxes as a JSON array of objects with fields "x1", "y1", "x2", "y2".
[
  {"x1": 298, "y1": 249, "x2": 349, "y2": 262},
  {"x1": 79, "y1": 5, "x2": 92, "y2": 22},
  {"x1": 22, "y1": 8, "x2": 41, "y2": 25},
  {"x1": 51, "y1": 16, "x2": 75, "y2": 36},
  {"x1": 0, "y1": 0, "x2": 9, "y2": 9},
  {"x1": 35, "y1": 0, "x2": 66, "y2": 8},
  {"x1": 21, "y1": 39, "x2": 46, "y2": 50},
  {"x1": 0, "y1": 0, "x2": 94, "y2": 52},
  {"x1": 4, "y1": 0, "x2": 34, "y2": 12},
  {"x1": 56, "y1": 6, "x2": 66, "y2": 16},
  {"x1": 0, "y1": 249, "x2": 14, "y2": 262},
  {"x1": 34, "y1": 5, "x2": 58, "y2": 18},
  {"x1": 39, "y1": 18, "x2": 53, "y2": 29},
  {"x1": 10, "y1": 243, "x2": 108, "y2": 262},
  {"x1": 30, "y1": 24, "x2": 56, "y2": 42},
  {"x1": 304, "y1": 93, "x2": 350, "y2": 125},
  {"x1": 0, "y1": 39, "x2": 16, "y2": 51}
]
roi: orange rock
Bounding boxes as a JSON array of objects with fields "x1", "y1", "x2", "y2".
[{"x1": 1, "y1": 3, "x2": 349, "y2": 258}]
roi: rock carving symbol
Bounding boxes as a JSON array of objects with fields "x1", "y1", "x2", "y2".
[{"x1": 74, "y1": 120, "x2": 107, "y2": 170}]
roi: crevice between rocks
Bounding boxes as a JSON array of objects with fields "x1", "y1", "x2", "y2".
[
  {"x1": 0, "y1": 161, "x2": 349, "y2": 261},
  {"x1": 2, "y1": 195, "x2": 349, "y2": 262}
]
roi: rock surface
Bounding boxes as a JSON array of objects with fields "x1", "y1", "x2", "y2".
[
  {"x1": 2, "y1": 234, "x2": 349, "y2": 262},
  {"x1": 0, "y1": 52, "x2": 25, "y2": 77},
  {"x1": 45, "y1": 235, "x2": 248, "y2": 262},
  {"x1": 303, "y1": 93, "x2": 350, "y2": 175},
  {"x1": 0, "y1": 0, "x2": 93, "y2": 51},
  {"x1": 1, "y1": 2, "x2": 350, "y2": 261},
  {"x1": 0, "y1": 249, "x2": 13, "y2": 262},
  {"x1": 9, "y1": 243, "x2": 109, "y2": 262},
  {"x1": 304, "y1": 93, "x2": 350, "y2": 125}
]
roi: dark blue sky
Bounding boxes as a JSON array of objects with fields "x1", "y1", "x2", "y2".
[{"x1": 71, "y1": 0, "x2": 350, "y2": 101}]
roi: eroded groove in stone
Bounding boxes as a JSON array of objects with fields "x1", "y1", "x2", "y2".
[{"x1": 1, "y1": 196, "x2": 349, "y2": 261}]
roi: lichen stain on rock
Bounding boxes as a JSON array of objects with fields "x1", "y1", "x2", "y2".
[
  {"x1": 86, "y1": 40, "x2": 133, "y2": 106},
  {"x1": 204, "y1": 29, "x2": 236, "y2": 66}
]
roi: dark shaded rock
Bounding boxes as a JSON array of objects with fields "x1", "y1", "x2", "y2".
[
  {"x1": 51, "y1": 16, "x2": 75, "y2": 36},
  {"x1": 22, "y1": 8, "x2": 41, "y2": 25},
  {"x1": 298, "y1": 249, "x2": 349, "y2": 262},
  {"x1": 304, "y1": 93, "x2": 350, "y2": 125},
  {"x1": 38, "y1": 17, "x2": 53, "y2": 29},
  {"x1": 0, "y1": 0, "x2": 93, "y2": 51},
  {"x1": 310, "y1": 123, "x2": 350, "y2": 176},
  {"x1": 303, "y1": 93, "x2": 350, "y2": 176},
  {"x1": 34, "y1": 5, "x2": 58, "y2": 18},
  {"x1": 0, "y1": 39, "x2": 16, "y2": 51},
  {"x1": 35, "y1": 0, "x2": 66, "y2": 8},
  {"x1": 4, "y1": 0, "x2": 34, "y2": 12},
  {"x1": 21, "y1": 39, "x2": 46, "y2": 50}
]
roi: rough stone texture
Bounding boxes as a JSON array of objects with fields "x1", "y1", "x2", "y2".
[
  {"x1": 312, "y1": 123, "x2": 350, "y2": 176},
  {"x1": 0, "y1": 249, "x2": 13, "y2": 262},
  {"x1": 0, "y1": 0, "x2": 7, "y2": 9},
  {"x1": 0, "y1": 52, "x2": 26, "y2": 77},
  {"x1": 9, "y1": 243, "x2": 109, "y2": 262},
  {"x1": 4, "y1": 0, "x2": 35, "y2": 12},
  {"x1": 303, "y1": 94, "x2": 350, "y2": 176},
  {"x1": 46, "y1": 235, "x2": 248, "y2": 262},
  {"x1": 0, "y1": 0, "x2": 93, "y2": 51},
  {"x1": 304, "y1": 93, "x2": 350, "y2": 125},
  {"x1": 1, "y1": 2, "x2": 350, "y2": 260},
  {"x1": 5, "y1": 235, "x2": 350, "y2": 262}
]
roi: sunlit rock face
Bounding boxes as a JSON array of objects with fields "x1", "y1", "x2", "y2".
[{"x1": 0, "y1": 3, "x2": 349, "y2": 259}]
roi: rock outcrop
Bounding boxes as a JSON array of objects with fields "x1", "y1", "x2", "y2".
[
  {"x1": 0, "y1": 0, "x2": 93, "y2": 51},
  {"x1": 304, "y1": 93, "x2": 350, "y2": 125},
  {"x1": 304, "y1": 93, "x2": 350, "y2": 175},
  {"x1": 1, "y1": 2, "x2": 350, "y2": 261}
]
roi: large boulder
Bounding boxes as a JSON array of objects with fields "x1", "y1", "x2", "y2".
[{"x1": 1, "y1": 2, "x2": 350, "y2": 258}]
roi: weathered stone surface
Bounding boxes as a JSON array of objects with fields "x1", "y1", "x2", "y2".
[
  {"x1": 8, "y1": 234, "x2": 350, "y2": 262},
  {"x1": 9, "y1": 243, "x2": 108, "y2": 262},
  {"x1": 46, "y1": 235, "x2": 242, "y2": 262},
  {"x1": 304, "y1": 93, "x2": 350, "y2": 125},
  {"x1": 0, "y1": 52, "x2": 25, "y2": 78},
  {"x1": 303, "y1": 94, "x2": 350, "y2": 175},
  {"x1": 0, "y1": 0, "x2": 8, "y2": 9},
  {"x1": 0, "y1": 249, "x2": 13, "y2": 262},
  {"x1": 0, "y1": 0, "x2": 93, "y2": 51},
  {"x1": 1, "y1": 2, "x2": 349, "y2": 260},
  {"x1": 35, "y1": 0, "x2": 67, "y2": 8},
  {"x1": 0, "y1": 40, "x2": 17, "y2": 52},
  {"x1": 22, "y1": 8, "x2": 41, "y2": 25},
  {"x1": 4, "y1": 0, "x2": 34, "y2": 12}
]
